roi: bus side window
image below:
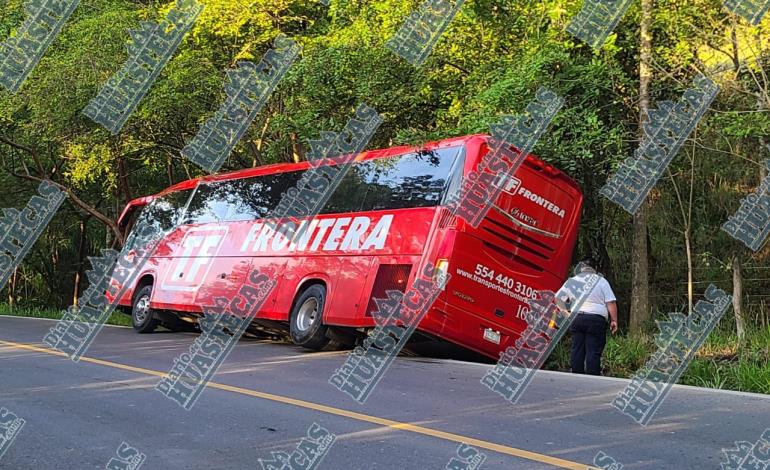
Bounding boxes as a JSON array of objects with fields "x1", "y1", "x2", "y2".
[
  {"x1": 184, "y1": 182, "x2": 232, "y2": 224},
  {"x1": 355, "y1": 146, "x2": 461, "y2": 211},
  {"x1": 186, "y1": 171, "x2": 308, "y2": 224}
]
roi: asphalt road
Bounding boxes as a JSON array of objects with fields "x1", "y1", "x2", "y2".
[{"x1": 0, "y1": 315, "x2": 768, "y2": 469}]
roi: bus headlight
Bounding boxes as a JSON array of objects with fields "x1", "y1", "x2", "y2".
[{"x1": 434, "y1": 259, "x2": 449, "y2": 288}]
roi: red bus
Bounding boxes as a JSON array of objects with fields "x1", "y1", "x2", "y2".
[{"x1": 110, "y1": 134, "x2": 582, "y2": 359}]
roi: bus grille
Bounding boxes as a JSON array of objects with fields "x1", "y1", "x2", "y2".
[
  {"x1": 365, "y1": 264, "x2": 413, "y2": 317},
  {"x1": 480, "y1": 216, "x2": 554, "y2": 272}
]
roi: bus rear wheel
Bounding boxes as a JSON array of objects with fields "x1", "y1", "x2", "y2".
[
  {"x1": 132, "y1": 285, "x2": 159, "y2": 334},
  {"x1": 289, "y1": 284, "x2": 330, "y2": 351}
]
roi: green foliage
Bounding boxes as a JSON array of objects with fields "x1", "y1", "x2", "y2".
[
  {"x1": 602, "y1": 334, "x2": 652, "y2": 376},
  {"x1": 681, "y1": 327, "x2": 770, "y2": 394},
  {"x1": 0, "y1": 0, "x2": 769, "y2": 358}
]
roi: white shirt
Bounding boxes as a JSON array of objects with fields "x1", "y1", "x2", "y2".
[{"x1": 559, "y1": 272, "x2": 616, "y2": 319}]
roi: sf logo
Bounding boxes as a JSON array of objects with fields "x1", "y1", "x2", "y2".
[{"x1": 162, "y1": 227, "x2": 227, "y2": 292}]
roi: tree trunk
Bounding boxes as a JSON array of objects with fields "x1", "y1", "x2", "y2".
[
  {"x1": 247, "y1": 140, "x2": 263, "y2": 168},
  {"x1": 630, "y1": 0, "x2": 653, "y2": 336},
  {"x1": 167, "y1": 155, "x2": 174, "y2": 187},
  {"x1": 251, "y1": 118, "x2": 270, "y2": 167},
  {"x1": 732, "y1": 254, "x2": 746, "y2": 346},
  {"x1": 630, "y1": 206, "x2": 650, "y2": 334},
  {"x1": 666, "y1": 154, "x2": 695, "y2": 315},
  {"x1": 117, "y1": 156, "x2": 132, "y2": 205},
  {"x1": 685, "y1": 230, "x2": 693, "y2": 314},
  {"x1": 730, "y1": 17, "x2": 740, "y2": 73},
  {"x1": 73, "y1": 219, "x2": 88, "y2": 307},
  {"x1": 8, "y1": 267, "x2": 17, "y2": 307},
  {"x1": 686, "y1": 147, "x2": 695, "y2": 315},
  {"x1": 290, "y1": 132, "x2": 304, "y2": 163}
]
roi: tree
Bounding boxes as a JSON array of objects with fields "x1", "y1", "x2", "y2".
[{"x1": 629, "y1": 0, "x2": 653, "y2": 335}]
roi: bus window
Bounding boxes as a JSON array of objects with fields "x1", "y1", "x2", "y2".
[
  {"x1": 183, "y1": 171, "x2": 306, "y2": 225},
  {"x1": 122, "y1": 189, "x2": 192, "y2": 253},
  {"x1": 178, "y1": 147, "x2": 462, "y2": 227},
  {"x1": 321, "y1": 146, "x2": 463, "y2": 214}
]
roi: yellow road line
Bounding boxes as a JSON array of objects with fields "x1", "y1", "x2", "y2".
[{"x1": 0, "y1": 339, "x2": 598, "y2": 470}]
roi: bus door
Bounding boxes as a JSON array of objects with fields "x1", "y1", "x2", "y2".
[
  {"x1": 154, "y1": 179, "x2": 249, "y2": 312},
  {"x1": 245, "y1": 219, "x2": 291, "y2": 321},
  {"x1": 190, "y1": 226, "x2": 254, "y2": 313}
]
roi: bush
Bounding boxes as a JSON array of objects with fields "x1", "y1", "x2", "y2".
[
  {"x1": 544, "y1": 326, "x2": 770, "y2": 395},
  {"x1": 0, "y1": 304, "x2": 131, "y2": 327}
]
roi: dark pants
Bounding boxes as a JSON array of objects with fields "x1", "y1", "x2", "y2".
[{"x1": 570, "y1": 313, "x2": 608, "y2": 375}]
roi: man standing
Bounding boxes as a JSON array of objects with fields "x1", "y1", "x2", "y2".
[{"x1": 561, "y1": 257, "x2": 618, "y2": 375}]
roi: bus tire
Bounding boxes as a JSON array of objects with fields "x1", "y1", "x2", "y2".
[
  {"x1": 132, "y1": 285, "x2": 159, "y2": 334},
  {"x1": 289, "y1": 284, "x2": 330, "y2": 350}
]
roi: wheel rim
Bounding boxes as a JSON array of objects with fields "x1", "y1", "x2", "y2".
[
  {"x1": 295, "y1": 297, "x2": 319, "y2": 333},
  {"x1": 134, "y1": 295, "x2": 150, "y2": 324}
]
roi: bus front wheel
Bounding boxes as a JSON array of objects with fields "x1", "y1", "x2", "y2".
[
  {"x1": 289, "y1": 284, "x2": 330, "y2": 351},
  {"x1": 132, "y1": 285, "x2": 159, "y2": 334}
]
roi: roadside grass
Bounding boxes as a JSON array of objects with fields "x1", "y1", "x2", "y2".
[
  {"x1": 544, "y1": 326, "x2": 770, "y2": 395},
  {"x1": 680, "y1": 327, "x2": 770, "y2": 394},
  {"x1": 0, "y1": 304, "x2": 132, "y2": 327}
]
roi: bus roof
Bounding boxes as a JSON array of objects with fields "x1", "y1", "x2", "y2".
[
  {"x1": 148, "y1": 133, "x2": 578, "y2": 201},
  {"x1": 117, "y1": 135, "x2": 486, "y2": 226}
]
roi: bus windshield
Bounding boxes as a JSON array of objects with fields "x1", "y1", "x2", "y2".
[{"x1": 124, "y1": 189, "x2": 192, "y2": 251}]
